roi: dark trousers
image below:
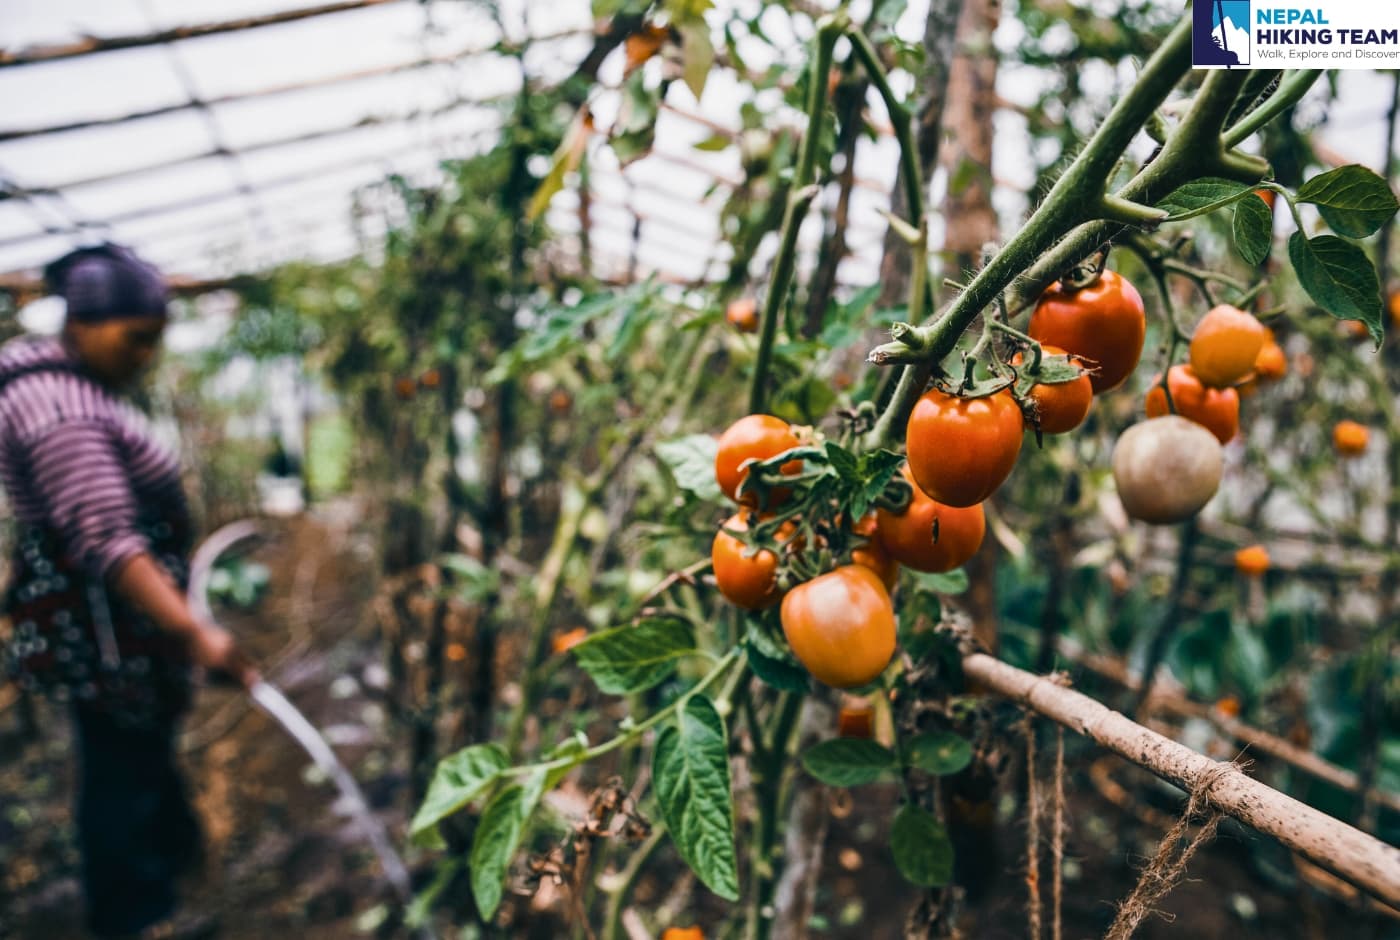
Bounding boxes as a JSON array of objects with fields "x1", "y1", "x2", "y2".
[{"x1": 73, "y1": 705, "x2": 202, "y2": 937}]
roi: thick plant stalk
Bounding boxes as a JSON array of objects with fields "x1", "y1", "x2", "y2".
[{"x1": 962, "y1": 653, "x2": 1400, "y2": 910}]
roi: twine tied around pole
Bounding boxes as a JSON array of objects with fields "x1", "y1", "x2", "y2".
[{"x1": 1103, "y1": 763, "x2": 1233, "y2": 940}]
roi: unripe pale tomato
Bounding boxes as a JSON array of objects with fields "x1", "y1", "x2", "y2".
[
  {"x1": 1144, "y1": 364, "x2": 1239, "y2": 445},
  {"x1": 1189, "y1": 305, "x2": 1267, "y2": 388},
  {"x1": 714, "y1": 415, "x2": 801, "y2": 508},
  {"x1": 781, "y1": 566, "x2": 896, "y2": 689},
  {"x1": 875, "y1": 468, "x2": 985, "y2": 573},
  {"x1": 1112, "y1": 416, "x2": 1223, "y2": 524},
  {"x1": 1029, "y1": 270, "x2": 1146, "y2": 394},
  {"x1": 905, "y1": 388, "x2": 1022, "y2": 508},
  {"x1": 712, "y1": 513, "x2": 789, "y2": 610},
  {"x1": 1012, "y1": 345, "x2": 1093, "y2": 434},
  {"x1": 726, "y1": 297, "x2": 759, "y2": 333},
  {"x1": 1254, "y1": 340, "x2": 1286, "y2": 381},
  {"x1": 1234, "y1": 545, "x2": 1269, "y2": 577},
  {"x1": 851, "y1": 514, "x2": 899, "y2": 591},
  {"x1": 1333, "y1": 420, "x2": 1369, "y2": 457}
]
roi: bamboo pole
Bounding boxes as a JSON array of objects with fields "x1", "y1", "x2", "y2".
[
  {"x1": 1057, "y1": 638, "x2": 1400, "y2": 817},
  {"x1": 0, "y1": 0, "x2": 404, "y2": 69},
  {"x1": 962, "y1": 652, "x2": 1400, "y2": 910}
]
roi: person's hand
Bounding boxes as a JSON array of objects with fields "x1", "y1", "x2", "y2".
[{"x1": 187, "y1": 622, "x2": 259, "y2": 689}]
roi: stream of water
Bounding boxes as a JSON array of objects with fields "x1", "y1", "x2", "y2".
[{"x1": 248, "y1": 680, "x2": 415, "y2": 905}]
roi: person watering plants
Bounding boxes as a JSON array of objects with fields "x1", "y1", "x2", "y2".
[{"x1": 0, "y1": 243, "x2": 257, "y2": 938}]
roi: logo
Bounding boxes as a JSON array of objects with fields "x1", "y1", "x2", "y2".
[{"x1": 1194, "y1": 0, "x2": 1251, "y2": 66}]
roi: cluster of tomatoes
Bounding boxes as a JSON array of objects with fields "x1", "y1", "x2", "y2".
[
  {"x1": 707, "y1": 262, "x2": 1373, "y2": 688},
  {"x1": 710, "y1": 414, "x2": 988, "y2": 690}
]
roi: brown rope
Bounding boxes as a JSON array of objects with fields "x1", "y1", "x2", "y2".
[
  {"x1": 1103, "y1": 764, "x2": 1231, "y2": 940},
  {"x1": 1026, "y1": 716, "x2": 1042, "y2": 940},
  {"x1": 1052, "y1": 726, "x2": 1065, "y2": 940}
]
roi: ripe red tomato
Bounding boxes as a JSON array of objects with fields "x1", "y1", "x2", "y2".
[
  {"x1": 1029, "y1": 270, "x2": 1146, "y2": 394},
  {"x1": 1144, "y1": 364, "x2": 1239, "y2": 445},
  {"x1": 712, "y1": 513, "x2": 788, "y2": 610},
  {"x1": 875, "y1": 467, "x2": 985, "y2": 573},
  {"x1": 905, "y1": 388, "x2": 1023, "y2": 508},
  {"x1": 714, "y1": 415, "x2": 801, "y2": 508},
  {"x1": 1012, "y1": 345, "x2": 1093, "y2": 434},
  {"x1": 780, "y1": 566, "x2": 896, "y2": 689},
  {"x1": 850, "y1": 514, "x2": 899, "y2": 591}
]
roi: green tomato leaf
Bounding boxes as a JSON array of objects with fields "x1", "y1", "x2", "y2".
[
  {"x1": 801, "y1": 738, "x2": 897, "y2": 786},
  {"x1": 653, "y1": 696, "x2": 740, "y2": 900},
  {"x1": 470, "y1": 769, "x2": 546, "y2": 919},
  {"x1": 1232, "y1": 193, "x2": 1273, "y2": 266},
  {"x1": 693, "y1": 132, "x2": 731, "y2": 152},
  {"x1": 1288, "y1": 232, "x2": 1384, "y2": 345},
  {"x1": 656, "y1": 434, "x2": 722, "y2": 501},
  {"x1": 909, "y1": 568, "x2": 970, "y2": 595},
  {"x1": 678, "y1": 22, "x2": 714, "y2": 102},
  {"x1": 771, "y1": 374, "x2": 837, "y2": 425},
  {"x1": 745, "y1": 641, "x2": 809, "y2": 692},
  {"x1": 1296, "y1": 164, "x2": 1400, "y2": 239},
  {"x1": 410, "y1": 743, "x2": 510, "y2": 844},
  {"x1": 572, "y1": 618, "x2": 697, "y2": 694},
  {"x1": 824, "y1": 441, "x2": 860, "y2": 483},
  {"x1": 905, "y1": 731, "x2": 973, "y2": 776},
  {"x1": 890, "y1": 803, "x2": 954, "y2": 887},
  {"x1": 1155, "y1": 177, "x2": 1257, "y2": 220}
]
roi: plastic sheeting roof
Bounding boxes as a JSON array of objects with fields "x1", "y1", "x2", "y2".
[
  {"x1": 0, "y1": 1, "x2": 1390, "y2": 290},
  {"x1": 0, "y1": 0, "x2": 908, "y2": 288}
]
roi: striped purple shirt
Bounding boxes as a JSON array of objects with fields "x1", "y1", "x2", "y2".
[{"x1": 0, "y1": 336, "x2": 187, "y2": 580}]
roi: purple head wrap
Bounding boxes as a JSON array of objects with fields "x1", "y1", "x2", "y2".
[{"x1": 43, "y1": 243, "x2": 169, "y2": 323}]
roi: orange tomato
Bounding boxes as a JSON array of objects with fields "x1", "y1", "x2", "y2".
[
  {"x1": 726, "y1": 297, "x2": 759, "y2": 333},
  {"x1": 1215, "y1": 694, "x2": 1243, "y2": 718},
  {"x1": 552, "y1": 628, "x2": 589, "y2": 655},
  {"x1": 1189, "y1": 304, "x2": 1267, "y2": 388},
  {"x1": 905, "y1": 387, "x2": 1023, "y2": 508},
  {"x1": 1253, "y1": 188, "x2": 1276, "y2": 212},
  {"x1": 1144, "y1": 364, "x2": 1240, "y2": 445},
  {"x1": 1029, "y1": 270, "x2": 1147, "y2": 394},
  {"x1": 714, "y1": 415, "x2": 801, "y2": 508},
  {"x1": 851, "y1": 514, "x2": 899, "y2": 591},
  {"x1": 661, "y1": 929, "x2": 705, "y2": 940},
  {"x1": 1389, "y1": 291, "x2": 1400, "y2": 328},
  {"x1": 549, "y1": 388, "x2": 573, "y2": 414},
  {"x1": 420, "y1": 368, "x2": 442, "y2": 390},
  {"x1": 394, "y1": 377, "x2": 417, "y2": 401},
  {"x1": 837, "y1": 698, "x2": 875, "y2": 739},
  {"x1": 780, "y1": 566, "x2": 896, "y2": 689},
  {"x1": 1253, "y1": 341, "x2": 1286, "y2": 381},
  {"x1": 445, "y1": 641, "x2": 468, "y2": 662},
  {"x1": 712, "y1": 513, "x2": 789, "y2": 610},
  {"x1": 1012, "y1": 345, "x2": 1093, "y2": 434},
  {"x1": 875, "y1": 468, "x2": 985, "y2": 573},
  {"x1": 1333, "y1": 420, "x2": 1369, "y2": 457},
  {"x1": 1234, "y1": 545, "x2": 1269, "y2": 577},
  {"x1": 1345, "y1": 319, "x2": 1371, "y2": 339}
]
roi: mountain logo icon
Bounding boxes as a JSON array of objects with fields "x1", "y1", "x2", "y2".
[{"x1": 1193, "y1": 0, "x2": 1250, "y2": 67}]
